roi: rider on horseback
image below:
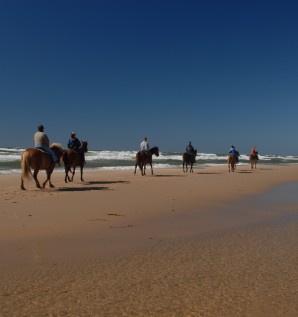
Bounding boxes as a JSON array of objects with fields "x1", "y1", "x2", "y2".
[
  {"x1": 186, "y1": 141, "x2": 195, "y2": 154},
  {"x1": 140, "y1": 137, "x2": 150, "y2": 157},
  {"x1": 251, "y1": 146, "x2": 259, "y2": 157},
  {"x1": 68, "y1": 132, "x2": 85, "y2": 164},
  {"x1": 34, "y1": 124, "x2": 58, "y2": 164},
  {"x1": 229, "y1": 145, "x2": 240, "y2": 163}
]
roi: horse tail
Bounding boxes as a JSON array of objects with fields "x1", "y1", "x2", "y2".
[{"x1": 21, "y1": 151, "x2": 33, "y2": 180}]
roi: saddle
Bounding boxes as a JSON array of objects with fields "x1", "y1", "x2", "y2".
[{"x1": 36, "y1": 147, "x2": 50, "y2": 156}]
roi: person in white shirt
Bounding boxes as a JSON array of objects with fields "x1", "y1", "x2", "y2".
[
  {"x1": 140, "y1": 137, "x2": 150, "y2": 152},
  {"x1": 34, "y1": 124, "x2": 58, "y2": 164}
]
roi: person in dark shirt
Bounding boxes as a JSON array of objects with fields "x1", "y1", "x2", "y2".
[
  {"x1": 229, "y1": 145, "x2": 240, "y2": 163},
  {"x1": 186, "y1": 141, "x2": 195, "y2": 154},
  {"x1": 68, "y1": 132, "x2": 81, "y2": 151},
  {"x1": 67, "y1": 132, "x2": 85, "y2": 164}
]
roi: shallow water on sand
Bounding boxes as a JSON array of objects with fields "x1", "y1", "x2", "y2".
[{"x1": 1, "y1": 183, "x2": 298, "y2": 317}]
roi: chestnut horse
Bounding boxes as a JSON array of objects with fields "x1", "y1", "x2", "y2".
[
  {"x1": 62, "y1": 141, "x2": 88, "y2": 182},
  {"x1": 228, "y1": 154, "x2": 237, "y2": 172},
  {"x1": 20, "y1": 144, "x2": 64, "y2": 190},
  {"x1": 134, "y1": 146, "x2": 159, "y2": 175},
  {"x1": 183, "y1": 150, "x2": 197, "y2": 173},
  {"x1": 250, "y1": 153, "x2": 259, "y2": 169}
]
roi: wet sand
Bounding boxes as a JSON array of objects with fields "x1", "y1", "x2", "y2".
[{"x1": 1, "y1": 165, "x2": 298, "y2": 316}]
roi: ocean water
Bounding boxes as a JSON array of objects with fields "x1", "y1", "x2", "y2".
[{"x1": 1, "y1": 147, "x2": 298, "y2": 175}]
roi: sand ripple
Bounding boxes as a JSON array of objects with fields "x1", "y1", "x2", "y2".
[{"x1": 1, "y1": 215, "x2": 297, "y2": 317}]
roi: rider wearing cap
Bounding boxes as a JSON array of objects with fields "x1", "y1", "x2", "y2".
[
  {"x1": 34, "y1": 124, "x2": 58, "y2": 164},
  {"x1": 229, "y1": 145, "x2": 240, "y2": 163},
  {"x1": 186, "y1": 141, "x2": 195, "y2": 154},
  {"x1": 68, "y1": 132, "x2": 82, "y2": 151},
  {"x1": 67, "y1": 132, "x2": 85, "y2": 164}
]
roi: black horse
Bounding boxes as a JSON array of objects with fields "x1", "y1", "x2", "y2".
[
  {"x1": 183, "y1": 150, "x2": 197, "y2": 173},
  {"x1": 134, "y1": 146, "x2": 159, "y2": 176}
]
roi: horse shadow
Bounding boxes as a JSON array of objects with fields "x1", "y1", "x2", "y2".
[
  {"x1": 238, "y1": 170, "x2": 253, "y2": 174},
  {"x1": 84, "y1": 180, "x2": 129, "y2": 185},
  {"x1": 196, "y1": 172, "x2": 223, "y2": 175},
  {"x1": 57, "y1": 186, "x2": 110, "y2": 192},
  {"x1": 153, "y1": 174, "x2": 184, "y2": 177}
]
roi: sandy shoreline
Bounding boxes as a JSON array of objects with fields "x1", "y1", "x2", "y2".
[{"x1": 1, "y1": 164, "x2": 298, "y2": 316}]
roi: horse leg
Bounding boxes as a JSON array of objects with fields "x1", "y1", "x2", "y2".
[
  {"x1": 21, "y1": 176, "x2": 26, "y2": 190},
  {"x1": 33, "y1": 169, "x2": 41, "y2": 188},
  {"x1": 65, "y1": 166, "x2": 69, "y2": 183},
  {"x1": 134, "y1": 163, "x2": 137, "y2": 174},
  {"x1": 137, "y1": 163, "x2": 143, "y2": 175},
  {"x1": 71, "y1": 167, "x2": 76, "y2": 181},
  {"x1": 43, "y1": 167, "x2": 55, "y2": 188},
  {"x1": 183, "y1": 161, "x2": 185, "y2": 173},
  {"x1": 150, "y1": 163, "x2": 153, "y2": 175},
  {"x1": 80, "y1": 165, "x2": 84, "y2": 181},
  {"x1": 143, "y1": 164, "x2": 146, "y2": 175},
  {"x1": 190, "y1": 163, "x2": 193, "y2": 173}
]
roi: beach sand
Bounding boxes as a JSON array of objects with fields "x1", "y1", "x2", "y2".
[{"x1": 1, "y1": 164, "x2": 298, "y2": 316}]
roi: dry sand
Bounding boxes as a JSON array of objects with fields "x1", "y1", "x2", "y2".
[{"x1": 0, "y1": 164, "x2": 298, "y2": 316}]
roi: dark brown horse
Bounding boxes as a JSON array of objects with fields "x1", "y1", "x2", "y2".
[
  {"x1": 62, "y1": 141, "x2": 88, "y2": 182},
  {"x1": 20, "y1": 144, "x2": 64, "y2": 190},
  {"x1": 183, "y1": 150, "x2": 197, "y2": 173},
  {"x1": 228, "y1": 154, "x2": 237, "y2": 172},
  {"x1": 250, "y1": 153, "x2": 259, "y2": 169},
  {"x1": 134, "y1": 146, "x2": 159, "y2": 176}
]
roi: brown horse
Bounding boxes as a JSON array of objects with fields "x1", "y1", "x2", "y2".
[
  {"x1": 183, "y1": 150, "x2": 197, "y2": 173},
  {"x1": 20, "y1": 144, "x2": 64, "y2": 190},
  {"x1": 228, "y1": 154, "x2": 237, "y2": 172},
  {"x1": 134, "y1": 146, "x2": 159, "y2": 175},
  {"x1": 250, "y1": 154, "x2": 259, "y2": 169},
  {"x1": 62, "y1": 141, "x2": 88, "y2": 182}
]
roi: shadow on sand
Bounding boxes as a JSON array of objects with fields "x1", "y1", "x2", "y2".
[
  {"x1": 84, "y1": 180, "x2": 129, "y2": 185},
  {"x1": 153, "y1": 174, "x2": 185, "y2": 177},
  {"x1": 237, "y1": 170, "x2": 253, "y2": 174},
  {"x1": 57, "y1": 186, "x2": 110, "y2": 192},
  {"x1": 196, "y1": 172, "x2": 223, "y2": 175}
]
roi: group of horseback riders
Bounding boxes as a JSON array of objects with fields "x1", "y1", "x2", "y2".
[
  {"x1": 34, "y1": 125, "x2": 258, "y2": 169},
  {"x1": 228, "y1": 145, "x2": 259, "y2": 162},
  {"x1": 34, "y1": 124, "x2": 86, "y2": 165}
]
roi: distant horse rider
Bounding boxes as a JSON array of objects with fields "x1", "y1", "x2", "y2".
[
  {"x1": 251, "y1": 146, "x2": 259, "y2": 158},
  {"x1": 229, "y1": 145, "x2": 240, "y2": 163},
  {"x1": 34, "y1": 124, "x2": 59, "y2": 165},
  {"x1": 186, "y1": 141, "x2": 195, "y2": 154},
  {"x1": 68, "y1": 132, "x2": 85, "y2": 164},
  {"x1": 140, "y1": 137, "x2": 150, "y2": 156}
]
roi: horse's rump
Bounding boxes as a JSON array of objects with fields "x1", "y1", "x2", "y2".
[
  {"x1": 183, "y1": 151, "x2": 196, "y2": 163},
  {"x1": 250, "y1": 154, "x2": 259, "y2": 161},
  {"x1": 62, "y1": 149, "x2": 82, "y2": 167},
  {"x1": 228, "y1": 154, "x2": 236, "y2": 163},
  {"x1": 136, "y1": 151, "x2": 151, "y2": 164}
]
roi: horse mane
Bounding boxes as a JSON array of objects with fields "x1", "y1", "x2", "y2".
[{"x1": 50, "y1": 143, "x2": 63, "y2": 150}]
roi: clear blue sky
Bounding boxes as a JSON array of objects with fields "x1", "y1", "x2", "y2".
[{"x1": 1, "y1": 0, "x2": 297, "y2": 154}]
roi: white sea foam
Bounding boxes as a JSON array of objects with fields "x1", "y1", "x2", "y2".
[{"x1": 0, "y1": 147, "x2": 297, "y2": 175}]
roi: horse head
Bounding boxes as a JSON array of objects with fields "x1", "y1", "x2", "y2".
[
  {"x1": 50, "y1": 143, "x2": 64, "y2": 158},
  {"x1": 80, "y1": 141, "x2": 88, "y2": 153},
  {"x1": 150, "y1": 146, "x2": 159, "y2": 157}
]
